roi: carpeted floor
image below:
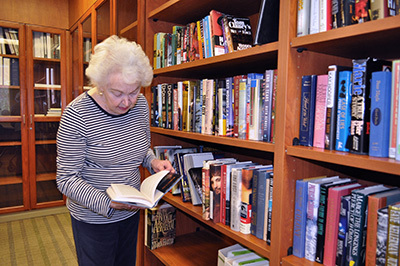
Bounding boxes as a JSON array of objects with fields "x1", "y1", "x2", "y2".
[{"x1": 0, "y1": 207, "x2": 77, "y2": 266}]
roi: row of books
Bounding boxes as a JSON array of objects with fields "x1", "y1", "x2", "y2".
[
  {"x1": 151, "y1": 70, "x2": 278, "y2": 142},
  {"x1": 33, "y1": 32, "x2": 60, "y2": 59},
  {"x1": 292, "y1": 175, "x2": 400, "y2": 266},
  {"x1": 0, "y1": 27, "x2": 19, "y2": 56},
  {"x1": 297, "y1": 0, "x2": 399, "y2": 37},
  {"x1": 218, "y1": 243, "x2": 269, "y2": 266},
  {"x1": 298, "y1": 58, "x2": 400, "y2": 159},
  {"x1": 153, "y1": 1, "x2": 279, "y2": 69},
  {"x1": 154, "y1": 146, "x2": 274, "y2": 243},
  {"x1": 0, "y1": 56, "x2": 19, "y2": 86}
]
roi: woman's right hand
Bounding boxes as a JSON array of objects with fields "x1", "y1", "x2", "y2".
[{"x1": 110, "y1": 201, "x2": 145, "y2": 211}]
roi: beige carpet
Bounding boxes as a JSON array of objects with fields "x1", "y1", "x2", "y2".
[{"x1": 0, "y1": 207, "x2": 77, "y2": 266}]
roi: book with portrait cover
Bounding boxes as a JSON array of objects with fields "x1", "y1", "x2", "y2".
[
  {"x1": 145, "y1": 202, "x2": 176, "y2": 250},
  {"x1": 107, "y1": 170, "x2": 182, "y2": 209}
]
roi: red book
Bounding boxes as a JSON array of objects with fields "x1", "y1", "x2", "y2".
[
  {"x1": 313, "y1": 74, "x2": 328, "y2": 148},
  {"x1": 323, "y1": 182, "x2": 362, "y2": 266},
  {"x1": 365, "y1": 189, "x2": 400, "y2": 266},
  {"x1": 209, "y1": 10, "x2": 225, "y2": 56}
]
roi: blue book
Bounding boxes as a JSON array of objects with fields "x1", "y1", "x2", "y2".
[
  {"x1": 335, "y1": 70, "x2": 353, "y2": 152},
  {"x1": 203, "y1": 15, "x2": 212, "y2": 58},
  {"x1": 299, "y1": 75, "x2": 317, "y2": 146},
  {"x1": 369, "y1": 71, "x2": 392, "y2": 157}
]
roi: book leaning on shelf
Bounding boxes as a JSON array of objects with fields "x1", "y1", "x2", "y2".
[{"x1": 106, "y1": 170, "x2": 181, "y2": 209}]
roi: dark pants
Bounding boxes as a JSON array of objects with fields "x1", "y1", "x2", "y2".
[{"x1": 70, "y1": 212, "x2": 140, "y2": 266}]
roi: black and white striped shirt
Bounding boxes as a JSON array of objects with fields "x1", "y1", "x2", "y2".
[{"x1": 56, "y1": 92, "x2": 156, "y2": 224}]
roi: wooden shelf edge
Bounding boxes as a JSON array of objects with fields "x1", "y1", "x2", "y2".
[
  {"x1": 282, "y1": 255, "x2": 321, "y2": 266},
  {"x1": 151, "y1": 127, "x2": 275, "y2": 153},
  {"x1": 0, "y1": 176, "x2": 23, "y2": 185},
  {"x1": 163, "y1": 193, "x2": 271, "y2": 259},
  {"x1": 291, "y1": 15, "x2": 400, "y2": 48},
  {"x1": 286, "y1": 146, "x2": 400, "y2": 176},
  {"x1": 120, "y1": 21, "x2": 138, "y2": 35},
  {"x1": 0, "y1": 141, "x2": 22, "y2": 147}
]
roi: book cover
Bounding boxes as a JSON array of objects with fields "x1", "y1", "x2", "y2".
[
  {"x1": 348, "y1": 185, "x2": 392, "y2": 266},
  {"x1": 386, "y1": 203, "x2": 400, "y2": 266},
  {"x1": 218, "y1": 79, "x2": 227, "y2": 136},
  {"x1": 249, "y1": 77, "x2": 263, "y2": 141},
  {"x1": 231, "y1": 167, "x2": 246, "y2": 231},
  {"x1": 376, "y1": 206, "x2": 389, "y2": 266},
  {"x1": 323, "y1": 182, "x2": 362, "y2": 266},
  {"x1": 262, "y1": 70, "x2": 274, "y2": 142},
  {"x1": 370, "y1": 0, "x2": 390, "y2": 19},
  {"x1": 254, "y1": 0, "x2": 280, "y2": 45},
  {"x1": 240, "y1": 167, "x2": 256, "y2": 234},
  {"x1": 369, "y1": 71, "x2": 392, "y2": 157},
  {"x1": 335, "y1": 70, "x2": 353, "y2": 152},
  {"x1": 210, "y1": 162, "x2": 223, "y2": 223},
  {"x1": 145, "y1": 202, "x2": 176, "y2": 250},
  {"x1": 270, "y1": 70, "x2": 278, "y2": 143},
  {"x1": 297, "y1": 0, "x2": 311, "y2": 36},
  {"x1": 304, "y1": 176, "x2": 340, "y2": 261},
  {"x1": 309, "y1": 0, "x2": 320, "y2": 34},
  {"x1": 355, "y1": 0, "x2": 371, "y2": 23},
  {"x1": 336, "y1": 194, "x2": 352, "y2": 266},
  {"x1": 350, "y1": 58, "x2": 391, "y2": 155},
  {"x1": 319, "y1": 0, "x2": 332, "y2": 32},
  {"x1": 366, "y1": 188, "x2": 400, "y2": 266},
  {"x1": 341, "y1": 0, "x2": 357, "y2": 26},
  {"x1": 225, "y1": 77, "x2": 234, "y2": 137},
  {"x1": 332, "y1": 0, "x2": 342, "y2": 28},
  {"x1": 238, "y1": 77, "x2": 248, "y2": 139},
  {"x1": 325, "y1": 65, "x2": 352, "y2": 150},
  {"x1": 315, "y1": 178, "x2": 355, "y2": 263},
  {"x1": 293, "y1": 176, "x2": 328, "y2": 258},
  {"x1": 209, "y1": 10, "x2": 226, "y2": 57},
  {"x1": 106, "y1": 170, "x2": 181, "y2": 208},
  {"x1": 222, "y1": 15, "x2": 253, "y2": 52},
  {"x1": 389, "y1": 60, "x2": 400, "y2": 158},
  {"x1": 313, "y1": 74, "x2": 328, "y2": 148},
  {"x1": 299, "y1": 75, "x2": 317, "y2": 146},
  {"x1": 172, "y1": 26, "x2": 183, "y2": 65}
]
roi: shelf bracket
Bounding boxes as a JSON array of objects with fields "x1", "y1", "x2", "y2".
[
  {"x1": 153, "y1": 18, "x2": 158, "y2": 22},
  {"x1": 296, "y1": 47, "x2": 307, "y2": 53},
  {"x1": 287, "y1": 246, "x2": 293, "y2": 256}
]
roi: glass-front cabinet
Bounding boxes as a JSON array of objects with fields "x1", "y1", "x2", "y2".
[
  {"x1": 0, "y1": 21, "x2": 28, "y2": 212},
  {"x1": 26, "y1": 25, "x2": 67, "y2": 209}
]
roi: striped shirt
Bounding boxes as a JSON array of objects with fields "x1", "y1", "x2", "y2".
[{"x1": 56, "y1": 92, "x2": 156, "y2": 224}]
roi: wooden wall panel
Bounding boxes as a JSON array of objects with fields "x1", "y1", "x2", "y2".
[{"x1": 0, "y1": 0, "x2": 69, "y2": 29}]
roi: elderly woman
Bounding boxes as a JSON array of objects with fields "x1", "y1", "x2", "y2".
[{"x1": 56, "y1": 35, "x2": 173, "y2": 265}]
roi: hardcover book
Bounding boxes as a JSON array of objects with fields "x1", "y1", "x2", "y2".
[
  {"x1": 263, "y1": 70, "x2": 274, "y2": 142},
  {"x1": 297, "y1": 0, "x2": 311, "y2": 36},
  {"x1": 336, "y1": 194, "x2": 352, "y2": 266},
  {"x1": 376, "y1": 206, "x2": 389, "y2": 266},
  {"x1": 389, "y1": 60, "x2": 400, "y2": 158},
  {"x1": 254, "y1": 0, "x2": 279, "y2": 45},
  {"x1": 386, "y1": 203, "x2": 400, "y2": 266},
  {"x1": 106, "y1": 170, "x2": 181, "y2": 209},
  {"x1": 222, "y1": 15, "x2": 253, "y2": 52},
  {"x1": 145, "y1": 202, "x2": 176, "y2": 250},
  {"x1": 299, "y1": 75, "x2": 317, "y2": 146},
  {"x1": 369, "y1": 71, "x2": 392, "y2": 157},
  {"x1": 313, "y1": 74, "x2": 328, "y2": 148},
  {"x1": 209, "y1": 10, "x2": 226, "y2": 57}
]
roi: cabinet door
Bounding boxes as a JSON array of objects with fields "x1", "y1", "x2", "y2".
[
  {"x1": 0, "y1": 22, "x2": 29, "y2": 212},
  {"x1": 26, "y1": 26, "x2": 67, "y2": 208},
  {"x1": 96, "y1": 0, "x2": 112, "y2": 44},
  {"x1": 116, "y1": 0, "x2": 138, "y2": 42}
]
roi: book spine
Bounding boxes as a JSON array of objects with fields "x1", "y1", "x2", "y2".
[
  {"x1": 194, "y1": 81, "x2": 202, "y2": 133},
  {"x1": 335, "y1": 70, "x2": 352, "y2": 152},
  {"x1": 256, "y1": 171, "x2": 269, "y2": 239},
  {"x1": 266, "y1": 173, "x2": 273, "y2": 244},
  {"x1": 240, "y1": 168, "x2": 254, "y2": 234},
  {"x1": 315, "y1": 184, "x2": 330, "y2": 263},
  {"x1": 218, "y1": 80, "x2": 227, "y2": 137},
  {"x1": 299, "y1": 75, "x2": 314, "y2": 146},
  {"x1": 325, "y1": 66, "x2": 338, "y2": 150},
  {"x1": 370, "y1": 0, "x2": 388, "y2": 19},
  {"x1": 349, "y1": 191, "x2": 368, "y2": 266},
  {"x1": 386, "y1": 204, "x2": 400, "y2": 266},
  {"x1": 230, "y1": 168, "x2": 242, "y2": 231},
  {"x1": 226, "y1": 77, "x2": 234, "y2": 137},
  {"x1": 336, "y1": 195, "x2": 351, "y2": 266},
  {"x1": 355, "y1": 0, "x2": 370, "y2": 23},
  {"x1": 202, "y1": 166, "x2": 211, "y2": 220},
  {"x1": 293, "y1": 179, "x2": 310, "y2": 258},
  {"x1": 238, "y1": 78, "x2": 248, "y2": 139},
  {"x1": 161, "y1": 84, "x2": 167, "y2": 128},
  {"x1": 309, "y1": 0, "x2": 320, "y2": 34},
  {"x1": 313, "y1": 74, "x2": 328, "y2": 148},
  {"x1": 173, "y1": 84, "x2": 179, "y2": 130},
  {"x1": 297, "y1": 0, "x2": 311, "y2": 36},
  {"x1": 270, "y1": 71, "x2": 278, "y2": 143},
  {"x1": 376, "y1": 207, "x2": 389, "y2": 266},
  {"x1": 304, "y1": 181, "x2": 321, "y2": 261},
  {"x1": 369, "y1": 71, "x2": 392, "y2": 157},
  {"x1": 263, "y1": 70, "x2": 273, "y2": 142},
  {"x1": 332, "y1": 0, "x2": 342, "y2": 28},
  {"x1": 342, "y1": 0, "x2": 357, "y2": 26},
  {"x1": 221, "y1": 164, "x2": 227, "y2": 225},
  {"x1": 167, "y1": 83, "x2": 173, "y2": 129},
  {"x1": 182, "y1": 81, "x2": 188, "y2": 131},
  {"x1": 365, "y1": 195, "x2": 385, "y2": 266},
  {"x1": 250, "y1": 169, "x2": 259, "y2": 236},
  {"x1": 389, "y1": 60, "x2": 400, "y2": 158}
]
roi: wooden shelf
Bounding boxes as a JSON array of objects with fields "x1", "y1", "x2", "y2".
[
  {"x1": 282, "y1": 255, "x2": 321, "y2": 266},
  {"x1": 150, "y1": 230, "x2": 232, "y2": 265},
  {"x1": 0, "y1": 115, "x2": 22, "y2": 122},
  {"x1": 36, "y1": 172, "x2": 55, "y2": 182},
  {"x1": 286, "y1": 146, "x2": 400, "y2": 176},
  {"x1": 120, "y1": 21, "x2": 138, "y2": 36},
  {"x1": 148, "y1": 0, "x2": 261, "y2": 24},
  {"x1": 34, "y1": 115, "x2": 61, "y2": 122},
  {"x1": 153, "y1": 42, "x2": 278, "y2": 79},
  {"x1": 163, "y1": 193, "x2": 271, "y2": 259},
  {"x1": 33, "y1": 57, "x2": 61, "y2": 62},
  {"x1": 0, "y1": 141, "x2": 21, "y2": 147},
  {"x1": 291, "y1": 15, "x2": 400, "y2": 59},
  {"x1": 151, "y1": 127, "x2": 275, "y2": 153},
  {"x1": 0, "y1": 176, "x2": 23, "y2": 185}
]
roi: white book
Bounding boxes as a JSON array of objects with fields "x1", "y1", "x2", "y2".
[
  {"x1": 218, "y1": 244, "x2": 246, "y2": 266},
  {"x1": 297, "y1": 0, "x2": 311, "y2": 36},
  {"x1": 0, "y1": 27, "x2": 5, "y2": 54},
  {"x1": 46, "y1": 33, "x2": 51, "y2": 59},
  {"x1": 319, "y1": 0, "x2": 328, "y2": 32},
  {"x1": 0, "y1": 56, "x2": 3, "y2": 85},
  {"x1": 249, "y1": 78, "x2": 262, "y2": 141},
  {"x1": 309, "y1": 0, "x2": 320, "y2": 34},
  {"x1": 204, "y1": 79, "x2": 214, "y2": 135},
  {"x1": 201, "y1": 79, "x2": 207, "y2": 134},
  {"x1": 177, "y1": 81, "x2": 183, "y2": 130},
  {"x1": 3, "y1": 57, "x2": 10, "y2": 86},
  {"x1": 157, "y1": 84, "x2": 162, "y2": 127}
]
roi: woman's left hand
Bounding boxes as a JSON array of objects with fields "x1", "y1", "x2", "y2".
[{"x1": 151, "y1": 159, "x2": 175, "y2": 173}]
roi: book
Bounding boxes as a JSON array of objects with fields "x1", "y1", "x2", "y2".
[
  {"x1": 253, "y1": 0, "x2": 280, "y2": 45},
  {"x1": 231, "y1": 166, "x2": 248, "y2": 231},
  {"x1": 370, "y1": 0, "x2": 391, "y2": 19},
  {"x1": 319, "y1": 0, "x2": 332, "y2": 32},
  {"x1": 265, "y1": 172, "x2": 274, "y2": 244},
  {"x1": 262, "y1": 70, "x2": 274, "y2": 142},
  {"x1": 293, "y1": 176, "x2": 328, "y2": 258},
  {"x1": 222, "y1": 15, "x2": 253, "y2": 52},
  {"x1": 209, "y1": 10, "x2": 226, "y2": 57},
  {"x1": 376, "y1": 206, "x2": 389, "y2": 266},
  {"x1": 332, "y1": 0, "x2": 342, "y2": 28},
  {"x1": 226, "y1": 77, "x2": 234, "y2": 137},
  {"x1": 325, "y1": 65, "x2": 352, "y2": 150},
  {"x1": 299, "y1": 75, "x2": 317, "y2": 146},
  {"x1": 218, "y1": 79, "x2": 227, "y2": 136},
  {"x1": 210, "y1": 162, "x2": 223, "y2": 223},
  {"x1": 106, "y1": 170, "x2": 182, "y2": 209},
  {"x1": 217, "y1": 244, "x2": 247, "y2": 266},
  {"x1": 313, "y1": 74, "x2": 328, "y2": 148},
  {"x1": 309, "y1": 0, "x2": 320, "y2": 34},
  {"x1": 389, "y1": 60, "x2": 400, "y2": 158},
  {"x1": 248, "y1": 77, "x2": 263, "y2": 141},
  {"x1": 336, "y1": 194, "x2": 352, "y2": 266},
  {"x1": 297, "y1": 0, "x2": 311, "y2": 36},
  {"x1": 335, "y1": 70, "x2": 353, "y2": 152},
  {"x1": 315, "y1": 178, "x2": 355, "y2": 263},
  {"x1": 386, "y1": 203, "x2": 400, "y2": 266},
  {"x1": 369, "y1": 71, "x2": 392, "y2": 157},
  {"x1": 145, "y1": 202, "x2": 176, "y2": 250},
  {"x1": 350, "y1": 58, "x2": 391, "y2": 155},
  {"x1": 323, "y1": 182, "x2": 362, "y2": 266},
  {"x1": 366, "y1": 189, "x2": 400, "y2": 266},
  {"x1": 355, "y1": 0, "x2": 370, "y2": 23},
  {"x1": 341, "y1": 0, "x2": 357, "y2": 26},
  {"x1": 348, "y1": 185, "x2": 392, "y2": 266},
  {"x1": 238, "y1": 77, "x2": 248, "y2": 139}
]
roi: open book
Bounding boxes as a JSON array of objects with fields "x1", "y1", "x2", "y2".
[{"x1": 106, "y1": 170, "x2": 181, "y2": 209}]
